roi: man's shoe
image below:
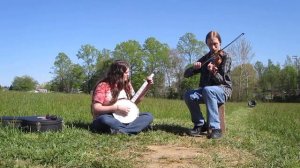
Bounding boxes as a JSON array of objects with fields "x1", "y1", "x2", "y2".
[
  {"x1": 188, "y1": 123, "x2": 208, "y2": 136},
  {"x1": 208, "y1": 129, "x2": 222, "y2": 139}
]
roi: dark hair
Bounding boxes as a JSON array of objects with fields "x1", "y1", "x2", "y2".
[
  {"x1": 205, "y1": 31, "x2": 222, "y2": 44},
  {"x1": 92, "y1": 60, "x2": 132, "y2": 104}
]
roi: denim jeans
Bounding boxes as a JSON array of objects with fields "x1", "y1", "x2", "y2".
[
  {"x1": 184, "y1": 86, "x2": 226, "y2": 130},
  {"x1": 92, "y1": 112, "x2": 153, "y2": 135}
]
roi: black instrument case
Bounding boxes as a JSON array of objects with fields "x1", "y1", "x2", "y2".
[{"x1": 0, "y1": 115, "x2": 63, "y2": 132}]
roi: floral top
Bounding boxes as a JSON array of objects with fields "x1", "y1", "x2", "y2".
[{"x1": 91, "y1": 82, "x2": 135, "y2": 119}]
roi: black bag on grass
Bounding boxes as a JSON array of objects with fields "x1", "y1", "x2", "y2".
[
  {"x1": 21, "y1": 116, "x2": 63, "y2": 132},
  {"x1": 0, "y1": 115, "x2": 63, "y2": 132},
  {"x1": 0, "y1": 116, "x2": 22, "y2": 128}
]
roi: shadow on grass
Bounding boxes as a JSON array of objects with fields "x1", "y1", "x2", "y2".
[
  {"x1": 65, "y1": 121, "x2": 91, "y2": 131},
  {"x1": 152, "y1": 124, "x2": 190, "y2": 136},
  {"x1": 65, "y1": 121, "x2": 196, "y2": 136}
]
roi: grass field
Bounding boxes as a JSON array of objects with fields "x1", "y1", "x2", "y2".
[{"x1": 0, "y1": 91, "x2": 299, "y2": 167}]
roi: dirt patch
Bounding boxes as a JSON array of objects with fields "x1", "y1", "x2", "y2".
[
  {"x1": 138, "y1": 145, "x2": 202, "y2": 168},
  {"x1": 135, "y1": 139, "x2": 257, "y2": 168}
]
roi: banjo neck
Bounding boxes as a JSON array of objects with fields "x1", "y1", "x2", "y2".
[{"x1": 131, "y1": 73, "x2": 154, "y2": 103}]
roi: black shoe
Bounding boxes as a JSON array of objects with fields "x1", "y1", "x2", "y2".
[
  {"x1": 144, "y1": 125, "x2": 153, "y2": 132},
  {"x1": 188, "y1": 123, "x2": 208, "y2": 136},
  {"x1": 208, "y1": 129, "x2": 222, "y2": 139},
  {"x1": 110, "y1": 128, "x2": 123, "y2": 135}
]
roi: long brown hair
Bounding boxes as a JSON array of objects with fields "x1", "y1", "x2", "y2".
[{"x1": 92, "y1": 60, "x2": 132, "y2": 104}]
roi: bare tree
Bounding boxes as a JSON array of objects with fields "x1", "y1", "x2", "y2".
[
  {"x1": 227, "y1": 38, "x2": 255, "y2": 100},
  {"x1": 163, "y1": 49, "x2": 186, "y2": 98}
]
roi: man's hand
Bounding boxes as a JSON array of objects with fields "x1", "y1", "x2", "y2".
[
  {"x1": 207, "y1": 62, "x2": 218, "y2": 75},
  {"x1": 193, "y1": 62, "x2": 202, "y2": 70}
]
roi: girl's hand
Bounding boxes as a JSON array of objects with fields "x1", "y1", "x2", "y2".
[
  {"x1": 146, "y1": 75, "x2": 154, "y2": 84},
  {"x1": 114, "y1": 104, "x2": 130, "y2": 116}
]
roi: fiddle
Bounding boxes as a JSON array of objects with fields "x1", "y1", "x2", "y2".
[
  {"x1": 203, "y1": 51, "x2": 224, "y2": 75},
  {"x1": 213, "y1": 53, "x2": 223, "y2": 66},
  {"x1": 201, "y1": 50, "x2": 224, "y2": 67},
  {"x1": 192, "y1": 51, "x2": 223, "y2": 72}
]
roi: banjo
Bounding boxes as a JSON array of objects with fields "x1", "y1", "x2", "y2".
[
  {"x1": 113, "y1": 99, "x2": 139, "y2": 124},
  {"x1": 113, "y1": 73, "x2": 154, "y2": 123}
]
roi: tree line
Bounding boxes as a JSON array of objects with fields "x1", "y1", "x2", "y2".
[{"x1": 5, "y1": 33, "x2": 300, "y2": 102}]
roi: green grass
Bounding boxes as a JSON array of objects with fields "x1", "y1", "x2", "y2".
[{"x1": 0, "y1": 91, "x2": 299, "y2": 167}]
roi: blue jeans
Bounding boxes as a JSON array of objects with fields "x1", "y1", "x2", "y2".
[
  {"x1": 184, "y1": 86, "x2": 226, "y2": 130},
  {"x1": 92, "y1": 112, "x2": 153, "y2": 135}
]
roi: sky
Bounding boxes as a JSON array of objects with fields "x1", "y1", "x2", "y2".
[{"x1": 1, "y1": 0, "x2": 299, "y2": 86}]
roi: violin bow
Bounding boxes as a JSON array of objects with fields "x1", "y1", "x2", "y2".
[{"x1": 221, "y1": 32, "x2": 245, "y2": 51}]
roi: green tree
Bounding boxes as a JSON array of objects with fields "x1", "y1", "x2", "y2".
[
  {"x1": 177, "y1": 32, "x2": 206, "y2": 65},
  {"x1": 291, "y1": 55, "x2": 300, "y2": 92},
  {"x1": 177, "y1": 33, "x2": 207, "y2": 94},
  {"x1": 254, "y1": 61, "x2": 265, "y2": 79},
  {"x1": 51, "y1": 52, "x2": 73, "y2": 92},
  {"x1": 164, "y1": 49, "x2": 185, "y2": 99},
  {"x1": 231, "y1": 63, "x2": 257, "y2": 101},
  {"x1": 43, "y1": 82, "x2": 52, "y2": 91},
  {"x1": 77, "y1": 44, "x2": 100, "y2": 93},
  {"x1": 113, "y1": 40, "x2": 145, "y2": 89},
  {"x1": 281, "y1": 55, "x2": 298, "y2": 96},
  {"x1": 96, "y1": 48, "x2": 112, "y2": 72},
  {"x1": 253, "y1": 61, "x2": 265, "y2": 98},
  {"x1": 280, "y1": 65, "x2": 297, "y2": 96},
  {"x1": 69, "y1": 64, "x2": 86, "y2": 93},
  {"x1": 11, "y1": 75, "x2": 38, "y2": 91},
  {"x1": 89, "y1": 49, "x2": 113, "y2": 91},
  {"x1": 143, "y1": 37, "x2": 170, "y2": 97},
  {"x1": 180, "y1": 73, "x2": 199, "y2": 98},
  {"x1": 113, "y1": 40, "x2": 144, "y2": 75},
  {"x1": 261, "y1": 60, "x2": 281, "y2": 100}
]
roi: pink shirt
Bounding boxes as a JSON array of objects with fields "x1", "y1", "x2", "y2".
[
  {"x1": 93, "y1": 82, "x2": 113, "y2": 105},
  {"x1": 92, "y1": 82, "x2": 135, "y2": 119},
  {"x1": 93, "y1": 82, "x2": 135, "y2": 104}
]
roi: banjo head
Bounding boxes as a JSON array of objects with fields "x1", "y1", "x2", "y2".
[{"x1": 113, "y1": 99, "x2": 139, "y2": 124}]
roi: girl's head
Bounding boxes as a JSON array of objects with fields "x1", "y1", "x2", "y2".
[
  {"x1": 92, "y1": 59, "x2": 132, "y2": 104},
  {"x1": 106, "y1": 60, "x2": 132, "y2": 101},
  {"x1": 205, "y1": 31, "x2": 222, "y2": 53},
  {"x1": 107, "y1": 60, "x2": 130, "y2": 83}
]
